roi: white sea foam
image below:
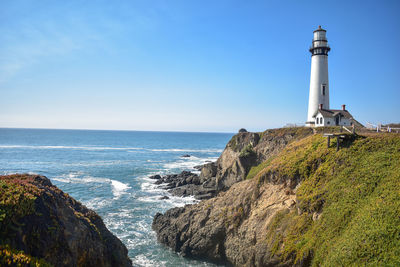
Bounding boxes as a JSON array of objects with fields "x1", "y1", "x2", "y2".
[
  {"x1": 167, "y1": 195, "x2": 199, "y2": 207},
  {"x1": 62, "y1": 160, "x2": 137, "y2": 167},
  {"x1": 52, "y1": 172, "x2": 110, "y2": 184},
  {"x1": 140, "y1": 182, "x2": 165, "y2": 193},
  {"x1": 52, "y1": 172, "x2": 130, "y2": 199},
  {"x1": 163, "y1": 156, "x2": 218, "y2": 173},
  {"x1": 150, "y1": 148, "x2": 223, "y2": 153},
  {"x1": 133, "y1": 254, "x2": 166, "y2": 267},
  {"x1": 111, "y1": 180, "x2": 131, "y2": 198},
  {"x1": 84, "y1": 197, "x2": 112, "y2": 210}
]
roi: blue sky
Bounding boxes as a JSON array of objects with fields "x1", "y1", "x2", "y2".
[{"x1": 1, "y1": 0, "x2": 399, "y2": 132}]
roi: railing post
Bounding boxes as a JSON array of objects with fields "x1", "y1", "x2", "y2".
[{"x1": 336, "y1": 136, "x2": 340, "y2": 151}]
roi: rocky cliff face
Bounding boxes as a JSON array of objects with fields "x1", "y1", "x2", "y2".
[
  {"x1": 153, "y1": 130, "x2": 400, "y2": 266},
  {"x1": 0, "y1": 174, "x2": 132, "y2": 267},
  {"x1": 202, "y1": 127, "x2": 314, "y2": 191}
]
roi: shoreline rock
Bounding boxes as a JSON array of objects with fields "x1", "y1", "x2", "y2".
[
  {"x1": 152, "y1": 170, "x2": 217, "y2": 200},
  {"x1": 0, "y1": 174, "x2": 132, "y2": 266}
]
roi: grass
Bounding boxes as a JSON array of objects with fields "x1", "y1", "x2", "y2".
[
  {"x1": 246, "y1": 157, "x2": 274, "y2": 180},
  {"x1": 249, "y1": 133, "x2": 400, "y2": 266}
]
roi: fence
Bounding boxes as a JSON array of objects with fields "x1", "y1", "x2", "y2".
[{"x1": 366, "y1": 122, "x2": 400, "y2": 133}]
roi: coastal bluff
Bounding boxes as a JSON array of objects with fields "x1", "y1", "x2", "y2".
[
  {"x1": 0, "y1": 174, "x2": 132, "y2": 266},
  {"x1": 153, "y1": 128, "x2": 400, "y2": 266}
]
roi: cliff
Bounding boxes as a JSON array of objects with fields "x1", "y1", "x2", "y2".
[
  {"x1": 206, "y1": 127, "x2": 315, "y2": 191},
  {"x1": 0, "y1": 174, "x2": 132, "y2": 267},
  {"x1": 153, "y1": 129, "x2": 400, "y2": 266}
]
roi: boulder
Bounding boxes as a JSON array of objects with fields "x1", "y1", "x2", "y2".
[{"x1": 0, "y1": 174, "x2": 132, "y2": 266}]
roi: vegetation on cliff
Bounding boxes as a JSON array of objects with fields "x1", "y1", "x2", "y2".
[
  {"x1": 259, "y1": 133, "x2": 400, "y2": 266},
  {"x1": 0, "y1": 174, "x2": 52, "y2": 266},
  {"x1": 0, "y1": 174, "x2": 132, "y2": 267}
]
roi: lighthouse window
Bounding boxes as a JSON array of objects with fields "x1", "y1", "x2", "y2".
[{"x1": 322, "y1": 85, "x2": 326, "y2": 95}]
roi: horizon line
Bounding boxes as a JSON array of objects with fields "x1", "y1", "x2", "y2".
[{"x1": 0, "y1": 126, "x2": 236, "y2": 134}]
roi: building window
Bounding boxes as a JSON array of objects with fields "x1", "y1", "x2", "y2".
[
  {"x1": 321, "y1": 118, "x2": 323, "y2": 125},
  {"x1": 322, "y1": 84, "x2": 326, "y2": 96},
  {"x1": 327, "y1": 121, "x2": 330, "y2": 125}
]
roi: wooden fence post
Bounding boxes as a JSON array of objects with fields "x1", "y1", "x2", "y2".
[{"x1": 336, "y1": 136, "x2": 340, "y2": 151}]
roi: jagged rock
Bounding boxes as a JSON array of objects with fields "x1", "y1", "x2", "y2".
[
  {"x1": 193, "y1": 165, "x2": 203, "y2": 171},
  {"x1": 149, "y1": 174, "x2": 161, "y2": 180},
  {"x1": 181, "y1": 154, "x2": 191, "y2": 158},
  {"x1": 0, "y1": 174, "x2": 132, "y2": 266},
  {"x1": 199, "y1": 162, "x2": 217, "y2": 183},
  {"x1": 213, "y1": 128, "x2": 314, "y2": 191},
  {"x1": 152, "y1": 171, "x2": 217, "y2": 199}
]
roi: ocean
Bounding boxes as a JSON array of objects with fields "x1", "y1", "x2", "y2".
[{"x1": 0, "y1": 128, "x2": 233, "y2": 266}]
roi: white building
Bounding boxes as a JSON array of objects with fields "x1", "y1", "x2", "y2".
[
  {"x1": 306, "y1": 26, "x2": 355, "y2": 127},
  {"x1": 314, "y1": 104, "x2": 353, "y2": 127}
]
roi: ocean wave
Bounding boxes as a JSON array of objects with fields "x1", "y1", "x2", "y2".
[
  {"x1": 0, "y1": 145, "x2": 143, "y2": 151},
  {"x1": 111, "y1": 180, "x2": 131, "y2": 198},
  {"x1": 0, "y1": 144, "x2": 223, "y2": 153},
  {"x1": 52, "y1": 172, "x2": 130, "y2": 199},
  {"x1": 132, "y1": 254, "x2": 166, "y2": 267},
  {"x1": 62, "y1": 160, "x2": 138, "y2": 167},
  {"x1": 149, "y1": 148, "x2": 223, "y2": 153},
  {"x1": 137, "y1": 191, "x2": 198, "y2": 207},
  {"x1": 84, "y1": 197, "x2": 113, "y2": 210},
  {"x1": 163, "y1": 156, "x2": 218, "y2": 173},
  {"x1": 52, "y1": 172, "x2": 110, "y2": 184}
]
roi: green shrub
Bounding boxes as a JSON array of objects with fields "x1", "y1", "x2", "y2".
[{"x1": 239, "y1": 144, "x2": 256, "y2": 158}]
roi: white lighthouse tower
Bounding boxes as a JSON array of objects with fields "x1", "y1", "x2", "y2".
[{"x1": 306, "y1": 26, "x2": 331, "y2": 126}]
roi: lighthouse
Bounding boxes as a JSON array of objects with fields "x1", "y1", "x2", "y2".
[
  {"x1": 306, "y1": 26, "x2": 331, "y2": 126},
  {"x1": 304, "y1": 26, "x2": 359, "y2": 128}
]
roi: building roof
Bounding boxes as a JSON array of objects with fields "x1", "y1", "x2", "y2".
[{"x1": 314, "y1": 109, "x2": 354, "y2": 119}]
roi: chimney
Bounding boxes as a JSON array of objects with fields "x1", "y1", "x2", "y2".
[
  {"x1": 319, "y1": 104, "x2": 323, "y2": 110},
  {"x1": 342, "y1": 104, "x2": 346, "y2": 111}
]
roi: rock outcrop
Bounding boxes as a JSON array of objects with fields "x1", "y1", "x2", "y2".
[
  {"x1": 0, "y1": 174, "x2": 132, "y2": 266},
  {"x1": 150, "y1": 171, "x2": 217, "y2": 200},
  {"x1": 205, "y1": 127, "x2": 314, "y2": 191}
]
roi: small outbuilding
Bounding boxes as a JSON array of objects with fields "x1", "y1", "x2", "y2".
[{"x1": 313, "y1": 104, "x2": 354, "y2": 127}]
